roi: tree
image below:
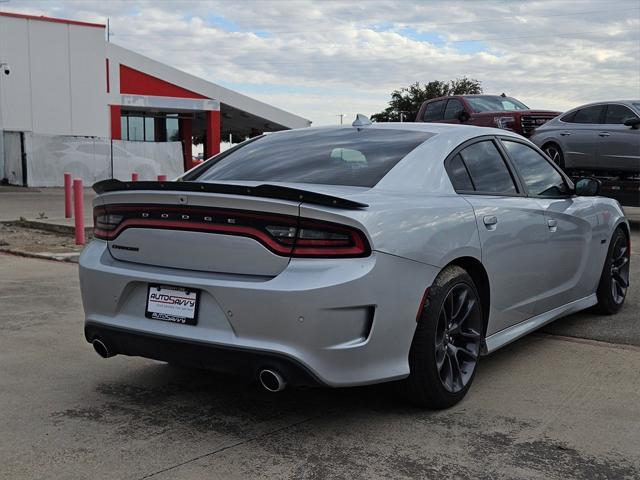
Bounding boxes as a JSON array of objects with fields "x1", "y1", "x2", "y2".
[{"x1": 370, "y1": 78, "x2": 482, "y2": 122}]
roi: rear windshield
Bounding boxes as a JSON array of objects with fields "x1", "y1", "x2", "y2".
[{"x1": 194, "y1": 128, "x2": 434, "y2": 187}]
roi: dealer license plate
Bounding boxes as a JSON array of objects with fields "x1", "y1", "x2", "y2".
[{"x1": 145, "y1": 284, "x2": 199, "y2": 325}]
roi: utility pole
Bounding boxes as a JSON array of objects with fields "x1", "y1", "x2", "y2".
[
  {"x1": 0, "y1": 62, "x2": 10, "y2": 183},
  {"x1": 337, "y1": 114, "x2": 345, "y2": 125}
]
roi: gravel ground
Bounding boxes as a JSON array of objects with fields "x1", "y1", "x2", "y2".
[{"x1": 0, "y1": 222, "x2": 87, "y2": 254}]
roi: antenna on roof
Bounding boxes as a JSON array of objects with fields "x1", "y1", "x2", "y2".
[
  {"x1": 500, "y1": 92, "x2": 506, "y2": 97},
  {"x1": 352, "y1": 114, "x2": 372, "y2": 127}
]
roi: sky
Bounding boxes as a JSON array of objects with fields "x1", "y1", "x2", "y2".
[{"x1": 2, "y1": 0, "x2": 639, "y2": 126}]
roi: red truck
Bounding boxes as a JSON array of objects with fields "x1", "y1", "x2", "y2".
[{"x1": 415, "y1": 94, "x2": 561, "y2": 137}]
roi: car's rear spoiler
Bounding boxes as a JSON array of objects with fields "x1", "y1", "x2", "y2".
[{"x1": 92, "y1": 179, "x2": 369, "y2": 210}]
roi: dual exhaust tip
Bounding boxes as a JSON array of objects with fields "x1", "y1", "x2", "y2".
[
  {"x1": 92, "y1": 338, "x2": 115, "y2": 359},
  {"x1": 258, "y1": 369, "x2": 287, "y2": 392},
  {"x1": 92, "y1": 339, "x2": 287, "y2": 392}
]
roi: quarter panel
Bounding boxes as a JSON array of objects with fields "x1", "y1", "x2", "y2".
[{"x1": 300, "y1": 193, "x2": 481, "y2": 268}]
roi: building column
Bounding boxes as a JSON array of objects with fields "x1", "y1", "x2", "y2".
[
  {"x1": 110, "y1": 105, "x2": 122, "y2": 140},
  {"x1": 205, "y1": 110, "x2": 221, "y2": 159},
  {"x1": 180, "y1": 117, "x2": 193, "y2": 171}
]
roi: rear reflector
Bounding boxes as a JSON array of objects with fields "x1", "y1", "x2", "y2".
[{"x1": 94, "y1": 204, "x2": 370, "y2": 258}]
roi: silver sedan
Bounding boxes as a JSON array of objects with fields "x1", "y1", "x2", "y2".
[
  {"x1": 530, "y1": 100, "x2": 640, "y2": 175},
  {"x1": 80, "y1": 119, "x2": 630, "y2": 409}
]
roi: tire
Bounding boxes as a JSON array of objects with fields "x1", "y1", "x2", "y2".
[
  {"x1": 543, "y1": 142, "x2": 565, "y2": 170},
  {"x1": 595, "y1": 228, "x2": 630, "y2": 315},
  {"x1": 403, "y1": 265, "x2": 484, "y2": 409}
]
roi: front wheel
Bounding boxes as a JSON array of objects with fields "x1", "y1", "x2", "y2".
[
  {"x1": 403, "y1": 265, "x2": 484, "y2": 409},
  {"x1": 596, "y1": 228, "x2": 630, "y2": 314},
  {"x1": 543, "y1": 142, "x2": 565, "y2": 170}
]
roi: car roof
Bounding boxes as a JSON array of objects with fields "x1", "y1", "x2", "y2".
[
  {"x1": 274, "y1": 121, "x2": 523, "y2": 145},
  {"x1": 565, "y1": 100, "x2": 640, "y2": 110}
]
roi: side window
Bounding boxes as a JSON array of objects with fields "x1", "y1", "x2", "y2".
[
  {"x1": 443, "y1": 99, "x2": 464, "y2": 120},
  {"x1": 571, "y1": 105, "x2": 604, "y2": 124},
  {"x1": 502, "y1": 140, "x2": 569, "y2": 197},
  {"x1": 448, "y1": 154, "x2": 474, "y2": 191},
  {"x1": 604, "y1": 104, "x2": 639, "y2": 124},
  {"x1": 459, "y1": 141, "x2": 518, "y2": 194},
  {"x1": 423, "y1": 100, "x2": 446, "y2": 121}
]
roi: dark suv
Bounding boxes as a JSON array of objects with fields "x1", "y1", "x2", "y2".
[{"x1": 416, "y1": 94, "x2": 561, "y2": 137}]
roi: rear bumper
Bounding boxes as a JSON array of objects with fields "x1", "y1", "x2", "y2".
[
  {"x1": 84, "y1": 322, "x2": 322, "y2": 386},
  {"x1": 79, "y1": 240, "x2": 440, "y2": 387}
]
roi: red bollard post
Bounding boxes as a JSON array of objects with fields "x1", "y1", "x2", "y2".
[
  {"x1": 131, "y1": 172, "x2": 139, "y2": 182},
  {"x1": 73, "y1": 178, "x2": 85, "y2": 246},
  {"x1": 64, "y1": 173, "x2": 73, "y2": 218},
  {"x1": 157, "y1": 174, "x2": 167, "y2": 181}
]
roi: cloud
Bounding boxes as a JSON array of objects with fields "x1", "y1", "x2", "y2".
[{"x1": 3, "y1": 0, "x2": 639, "y2": 125}]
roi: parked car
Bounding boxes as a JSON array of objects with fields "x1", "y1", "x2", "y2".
[
  {"x1": 80, "y1": 119, "x2": 630, "y2": 409},
  {"x1": 531, "y1": 100, "x2": 640, "y2": 175},
  {"x1": 416, "y1": 94, "x2": 561, "y2": 137}
]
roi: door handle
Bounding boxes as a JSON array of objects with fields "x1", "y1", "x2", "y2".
[
  {"x1": 598, "y1": 132, "x2": 611, "y2": 137},
  {"x1": 483, "y1": 215, "x2": 498, "y2": 227},
  {"x1": 560, "y1": 131, "x2": 571, "y2": 136},
  {"x1": 547, "y1": 219, "x2": 558, "y2": 232}
]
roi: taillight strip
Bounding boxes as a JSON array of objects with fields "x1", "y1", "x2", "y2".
[
  {"x1": 98, "y1": 218, "x2": 295, "y2": 255},
  {"x1": 94, "y1": 204, "x2": 371, "y2": 258}
]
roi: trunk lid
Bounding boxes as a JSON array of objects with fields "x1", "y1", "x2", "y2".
[
  {"x1": 97, "y1": 189, "x2": 301, "y2": 276},
  {"x1": 94, "y1": 181, "x2": 370, "y2": 276}
]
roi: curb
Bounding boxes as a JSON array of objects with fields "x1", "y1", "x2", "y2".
[
  {"x1": 1, "y1": 219, "x2": 93, "y2": 236},
  {"x1": 0, "y1": 247, "x2": 80, "y2": 263}
]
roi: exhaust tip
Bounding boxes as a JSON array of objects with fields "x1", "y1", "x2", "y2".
[
  {"x1": 259, "y1": 369, "x2": 286, "y2": 392},
  {"x1": 92, "y1": 338, "x2": 114, "y2": 358}
]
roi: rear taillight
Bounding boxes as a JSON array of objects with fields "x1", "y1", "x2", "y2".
[
  {"x1": 93, "y1": 205, "x2": 370, "y2": 258},
  {"x1": 292, "y1": 219, "x2": 367, "y2": 257}
]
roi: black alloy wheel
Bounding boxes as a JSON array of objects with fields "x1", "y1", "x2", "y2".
[
  {"x1": 435, "y1": 283, "x2": 483, "y2": 393},
  {"x1": 609, "y1": 232, "x2": 630, "y2": 305},
  {"x1": 403, "y1": 265, "x2": 484, "y2": 409},
  {"x1": 596, "y1": 228, "x2": 630, "y2": 314}
]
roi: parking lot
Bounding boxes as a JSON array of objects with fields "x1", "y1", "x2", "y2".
[{"x1": 1, "y1": 221, "x2": 639, "y2": 480}]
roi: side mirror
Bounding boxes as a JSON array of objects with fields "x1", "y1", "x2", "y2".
[
  {"x1": 574, "y1": 177, "x2": 601, "y2": 196},
  {"x1": 457, "y1": 111, "x2": 470, "y2": 123},
  {"x1": 623, "y1": 117, "x2": 640, "y2": 129}
]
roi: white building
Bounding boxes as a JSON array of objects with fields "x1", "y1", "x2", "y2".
[{"x1": 0, "y1": 11, "x2": 311, "y2": 185}]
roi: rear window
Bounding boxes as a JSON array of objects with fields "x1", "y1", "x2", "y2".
[
  {"x1": 458, "y1": 141, "x2": 518, "y2": 194},
  {"x1": 423, "y1": 100, "x2": 446, "y2": 121},
  {"x1": 195, "y1": 128, "x2": 434, "y2": 187},
  {"x1": 569, "y1": 105, "x2": 604, "y2": 124}
]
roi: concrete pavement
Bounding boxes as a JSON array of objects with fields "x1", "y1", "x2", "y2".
[
  {"x1": 0, "y1": 186, "x2": 94, "y2": 223},
  {"x1": 1, "y1": 253, "x2": 639, "y2": 479}
]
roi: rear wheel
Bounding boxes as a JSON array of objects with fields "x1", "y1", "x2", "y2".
[
  {"x1": 543, "y1": 142, "x2": 565, "y2": 170},
  {"x1": 403, "y1": 265, "x2": 483, "y2": 409},
  {"x1": 596, "y1": 228, "x2": 630, "y2": 314}
]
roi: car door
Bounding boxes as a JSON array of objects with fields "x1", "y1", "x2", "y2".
[
  {"x1": 446, "y1": 138, "x2": 551, "y2": 335},
  {"x1": 500, "y1": 138, "x2": 594, "y2": 314},
  {"x1": 597, "y1": 104, "x2": 640, "y2": 173},
  {"x1": 560, "y1": 104, "x2": 605, "y2": 170}
]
